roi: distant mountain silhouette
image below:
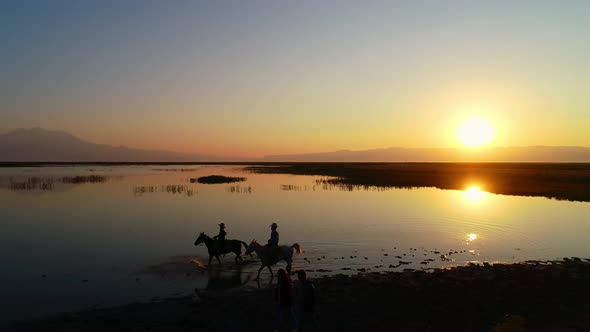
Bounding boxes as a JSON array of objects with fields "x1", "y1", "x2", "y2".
[
  {"x1": 3, "y1": 128, "x2": 589, "y2": 162},
  {"x1": 0, "y1": 128, "x2": 216, "y2": 162},
  {"x1": 263, "y1": 146, "x2": 590, "y2": 162}
]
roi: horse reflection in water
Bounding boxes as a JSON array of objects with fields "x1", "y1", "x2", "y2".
[{"x1": 206, "y1": 264, "x2": 251, "y2": 290}]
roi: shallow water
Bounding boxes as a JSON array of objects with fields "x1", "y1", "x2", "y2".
[{"x1": 1, "y1": 165, "x2": 589, "y2": 323}]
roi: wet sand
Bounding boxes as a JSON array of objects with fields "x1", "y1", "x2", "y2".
[{"x1": 13, "y1": 259, "x2": 590, "y2": 332}]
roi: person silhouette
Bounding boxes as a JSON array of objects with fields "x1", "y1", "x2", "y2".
[
  {"x1": 273, "y1": 268, "x2": 296, "y2": 332},
  {"x1": 267, "y1": 222, "x2": 280, "y2": 262},
  {"x1": 213, "y1": 222, "x2": 226, "y2": 252},
  {"x1": 295, "y1": 270, "x2": 318, "y2": 331}
]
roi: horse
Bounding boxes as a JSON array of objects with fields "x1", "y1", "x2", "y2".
[
  {"x1": 245, "y1": 240, "x2": 302, "y2": 280},
  {"x1": 194, "y1": 232, "x2": 249, "y2": 265}
]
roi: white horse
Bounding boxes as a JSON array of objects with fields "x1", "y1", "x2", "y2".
[{"x1": 245, "y1": 240, "x2": 302, "y2": 280}]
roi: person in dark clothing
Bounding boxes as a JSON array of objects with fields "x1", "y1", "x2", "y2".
[
  {"x1": 213, "y1": 222, "x2": 226, "y2": 252},
  {"x1": 268, "y1": 222, "x2": 279, "y2": 246},
  {"x1": 266, "y1": 222, "x2": 280, "y2": 262},
  {"x1": 295, "y1": 270, "x2": 318, "y2": 331},
  {"x1": 273, "y1": 268, "x2": 296, "y2": 331}
]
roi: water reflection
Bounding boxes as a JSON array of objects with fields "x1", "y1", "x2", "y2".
[
  {"x1": 133, "y1": 184, "x2": 196, "y2": 197},
  {"x1": 2, "y1": 175, "x2": 119, "y2": 192},
  {"x1": 226, "y1": 185, "x2": 253, "y2": 194},
  {"x1": 279, "y1": 180, "x2": 415, "y2": 192},
  {"x1": 8, "y1": 177, "x2": 55, "y2": 191},
  {"x1": 463, "y1": 185, "x2": 487, "y2": 201},
  {"x1": 2, "y1": 165, "x2": 590, "y2": 323},
  {"x1": 206, "y1": 265, "x2": 251, "y2": 290}
]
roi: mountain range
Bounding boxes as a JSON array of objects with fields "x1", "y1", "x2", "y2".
[
  {"x1": 1, "y1": 128, "x2": 589, "y2": 162},
  {"x1": 263, "y1": 146, "x2": 590, "y2": 162},
  {"x1": 0, "y1": 128, "x2": 215, "y2": 162}
]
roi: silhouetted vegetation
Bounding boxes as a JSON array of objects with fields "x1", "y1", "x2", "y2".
[
  {"x1": 4, "y1": 175, "x2": 117, "y2": 191},
  {"x1": 191, "y1": 175, "x2": 246, "y2": 184},
  {"x1": 226, "y1": 185, "x2": 253, "y2": 194},
  {"x1": 280, "y1": 184, "x2": 313, "y2": 191},
  {"x1": 279, "y1": 181, "x2": 406, "y2": 192},
  {"x1": 152, "y1": 168, "x2": 198, "y2": 172},
  {"x1": 247, "y1": 163, "x2": 590, "y2": 201},
  {"x1": 8, "y1": 177, "x2": 54, "y2": 191},
  {"x1": 62, "y1": 175, "x2": 108, "y2": 184},
  {"x1": 133, "y1": 185, "x2": 196, "y2": 197}
]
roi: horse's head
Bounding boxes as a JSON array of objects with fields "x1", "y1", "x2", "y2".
[
  {"x1": 245, "y1": 239, "x2": 258, "y2": 256},
  {"x1": 194, "y1": 232, "x2": 206, "y2": 246}
]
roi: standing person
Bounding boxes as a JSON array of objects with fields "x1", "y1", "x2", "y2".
[
  {"x1": 213, "y1": 222, "x2": 226, "y2": 252},
  {"x1": 274, "y1": 268, "x2": 296, "y2": 332},
  {"x1": 295, "y1": 270, "x2": 318, "y2": 331}
]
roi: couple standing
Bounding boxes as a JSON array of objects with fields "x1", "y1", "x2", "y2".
[{"x1": 274, "y1": 269, "x2": 318, "y2": 331}]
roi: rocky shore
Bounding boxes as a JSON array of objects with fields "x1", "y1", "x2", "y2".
[{"x1": 13, "y1": 259, "x2": 590, "y2": 332}]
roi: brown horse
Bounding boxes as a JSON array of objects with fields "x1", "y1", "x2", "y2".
[{"x1": 194, "y1": 232, "x2": 249, "y2": 265}]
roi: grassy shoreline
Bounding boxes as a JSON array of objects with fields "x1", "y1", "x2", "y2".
[
  {"x1": 246, "y1": 162, "x2": 590, "y2": 202},
  {"x1": 13, "y1": 259, "x2": 590, "y2": 331},
  {"x1": 2, "y1": 162, "x2": 589, "y2": 201}
]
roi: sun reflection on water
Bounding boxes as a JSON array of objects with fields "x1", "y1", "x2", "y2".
[
  {"x1": 467, "y1": 233, "x2": 478, "y2": 241},
  {"x1": 463, "y1": 185, "x2": 487, "y2": 201}
]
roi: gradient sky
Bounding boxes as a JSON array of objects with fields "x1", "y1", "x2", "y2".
[{"x1": 1, "y1": 0, "x2": 589, "y2": 157}]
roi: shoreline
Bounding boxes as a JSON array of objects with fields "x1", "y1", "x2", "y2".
[
  {"x1": 246, "y1": 162, "x2": 590, "y2": 202},
  {"x1": 13, "y1": 259, "x2": 590, "y2": 331},
  {"x1": 2, "y1": 162, "x2": 588, "y2": 202}
]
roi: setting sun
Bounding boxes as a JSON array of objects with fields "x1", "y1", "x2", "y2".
[{"x1": 458, "y1": 117, "x2": 495, "y2": 147}]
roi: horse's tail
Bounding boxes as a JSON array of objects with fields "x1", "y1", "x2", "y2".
[{"x1": 292, "y1": 243, "x2": 303, "y2": 254}]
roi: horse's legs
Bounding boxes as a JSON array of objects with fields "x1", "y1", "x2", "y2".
[
  {"x1": 286, "y1": 258, "x2": 292, "y2": 274},
  {"x1": 267, "y1": 265, "x2": 273, "y2": 277},
  {"x1": 208, "y1": 255, "x2": 213, "y2": 266},
  {"x1": 256, "y1": 265, "x2": 264, "y2": 280},
  {"x1": 216, "y1": 255, "x2": 222, "y2": 265},
  {"x1": 235, "y1": 253, "x2": 242, "y2": 264}
]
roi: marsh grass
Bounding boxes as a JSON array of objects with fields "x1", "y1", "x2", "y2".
[
  {"x1": 6, "y1": 175, "x2": 116, "y2": 191},
  {"x1": 280, "y1": 180, "x2": 414, "y2": 192},
  {"x1": 133, "y1": 184, "x2": 196, "y2": 197},
  {"x1": 8, "y1": 177, "x2": 54, "y2": 191},
  {"x1": 62, "y1": 175, "x2": 108, "y2": 184},
  {"x1": 191, "y1": 175, "x2": 246, "y2": 184},
  {"x1": 153, "y1": 168, "x2": 198, "y2": 172},
  {"x1": 226, "y1": 185, "x2": 253, "y2": 194},
  {"x1": 247, "y1": 163, "x2": 590, "y2": 201}
]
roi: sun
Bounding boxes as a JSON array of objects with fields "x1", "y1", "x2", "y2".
[{"x1": 458, "y1": 117, "x2": 495, "y2": 147}]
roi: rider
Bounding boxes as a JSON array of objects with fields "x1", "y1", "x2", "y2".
[
  {"x1": 213, "y1": 222, "x2": 226, "y2": 252},
  {"x1": 267, "y1": 222, "x2": 280, "y2": 261}
]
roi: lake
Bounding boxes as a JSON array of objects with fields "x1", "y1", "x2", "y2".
[{"x1": 1, "y1": 165, "x2": 589, "y2": 324}]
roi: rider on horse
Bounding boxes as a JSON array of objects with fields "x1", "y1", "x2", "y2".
[
  {"x1": 266, "y1": 222, "x2": 280, "y2": 261},
  {"x1": 213, "y1": 222, "x2": 226, "y2": 252}
]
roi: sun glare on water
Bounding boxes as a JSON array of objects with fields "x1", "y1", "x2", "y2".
[
  {"x1": 464, "y1": 185, "x2": 487, "y2": 201},
  {"x1": 458, "y1": 117, "x2": 495, "y2": 147}
]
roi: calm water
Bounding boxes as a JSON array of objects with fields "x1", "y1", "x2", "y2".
[{"x1": 1, "y1": 165, "x2": 589, "y2": 323}]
